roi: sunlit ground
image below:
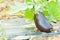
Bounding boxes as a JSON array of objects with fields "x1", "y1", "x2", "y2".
[{"x1": 0, "y1": 17, "x2": 60, "y2": 40}]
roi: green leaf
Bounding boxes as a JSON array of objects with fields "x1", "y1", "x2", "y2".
[
  {"x1": 43, "y1": 10, "x2": 48, "y2": 16},
  {"x1": 26, "y1": 0, "x2": 32, "y2": 2},
  {"x1": 24, "y1": 8, "x2": 34, "y2": 20}
]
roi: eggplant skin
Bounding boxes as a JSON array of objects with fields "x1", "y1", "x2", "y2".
[{"x1": 34, "y1": 14, "x2": 53, "y2": 33}]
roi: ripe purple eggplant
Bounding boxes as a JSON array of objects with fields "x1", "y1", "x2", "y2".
[{"x1": 34, "y1": 12, "x2": 53, "y2": 33}]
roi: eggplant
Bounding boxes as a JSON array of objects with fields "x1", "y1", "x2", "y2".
[{"x1": 34, "y1": 12, "x2": 53, "y2": 33}]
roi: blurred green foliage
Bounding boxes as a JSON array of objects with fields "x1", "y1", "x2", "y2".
[
  {"x1": 24, "y1": 0, "x2": 47, "y2": 20},
  {"x1": 0, "y1": 0, "x2": 3, "y2": 3},
  {"x1": 44, "y1": 0, "x2": 60, "y2": 21},
  {"x1": 25, "y1": 0, "x2": 60, "y2": 21}
]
